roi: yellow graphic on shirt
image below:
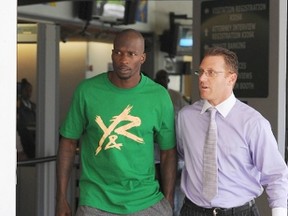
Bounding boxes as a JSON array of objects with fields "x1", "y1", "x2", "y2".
[{"x1": 95, "y1": 105, "x2": 144, "y2": 155}]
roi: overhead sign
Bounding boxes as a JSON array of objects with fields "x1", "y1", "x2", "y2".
[{"x1": 201, "y1": 0, "x2": 269, "y2": 98}]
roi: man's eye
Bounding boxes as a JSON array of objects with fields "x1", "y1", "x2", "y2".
[
  {"x1": 114, "y1": 51, "x2": 121, "y2": 55},
  {"x1": 199, "y1": 70, "x2": 204, "y2": 75},
  {"x1": 207, "y1": 70, "x2": 214, "y2": 76},
  {"x1": 128, "y1": 52, "x2": 137, "y2": 56}
]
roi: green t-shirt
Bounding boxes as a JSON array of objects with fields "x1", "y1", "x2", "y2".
[{"x1": 60, "y1": 72, "x2": 175, "y2": 214}]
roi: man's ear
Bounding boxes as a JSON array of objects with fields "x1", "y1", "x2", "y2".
[
  {"x1": 229, "y1": 72, "x2": 238, "y2": 86},
  {"x1": 141, "y1": 53, "x2": 146, "y2": 64}
]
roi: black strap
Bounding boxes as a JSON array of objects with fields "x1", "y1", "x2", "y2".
[{"x1": 184, "y1": 197, "x2": 255, "y2": 215}]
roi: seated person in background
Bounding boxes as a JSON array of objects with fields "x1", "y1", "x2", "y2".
[{"x1": 17, "y1": 78, "x2": 36, "y2": 158}]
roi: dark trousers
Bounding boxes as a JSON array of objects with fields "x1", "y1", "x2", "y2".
[{"x1": 180, "y1": 197, "x2": 260, "y2": 216}]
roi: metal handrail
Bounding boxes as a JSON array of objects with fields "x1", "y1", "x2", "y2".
[
  {"x1": 17, "y1": 148, "x2": 80, "y2": 166},
  {"x1": 17, "y1": 155, "x2": 57, "y2": 166}
]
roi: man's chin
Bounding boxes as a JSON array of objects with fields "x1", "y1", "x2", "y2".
[
  {"x1": 117, "y1": 73, "x2": 131, "y2": 80},
  {"x1": 199, "y1": 92, "x2": 208, "y2": 100}
]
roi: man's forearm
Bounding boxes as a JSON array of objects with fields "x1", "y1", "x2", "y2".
[
  {"x1": 160, "y1": 147, "x2": 177, "y2": 207},
  {"x1": 56, "y1": 138, "x2": 77, "y2": 200}
]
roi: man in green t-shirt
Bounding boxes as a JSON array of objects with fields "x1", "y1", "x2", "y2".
[{"x1": 56, "y1": 29, "x2": 177, "y2": 216}]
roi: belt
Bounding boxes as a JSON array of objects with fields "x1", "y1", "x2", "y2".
[{"x1": 184, "y1": 197, "x2": 255, "y2": 216}]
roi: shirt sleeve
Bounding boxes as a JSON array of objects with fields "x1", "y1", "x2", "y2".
[
  {"x1": 155, "y1": 90, "x2": 176, "y2": 150},
  {"x1": 249, "y1": 118, "x2": 288, "y2": 208}
]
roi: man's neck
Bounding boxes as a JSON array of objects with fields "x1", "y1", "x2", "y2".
[{"x1": 109, "y1": 72, "x2": 141, "y2": 89}]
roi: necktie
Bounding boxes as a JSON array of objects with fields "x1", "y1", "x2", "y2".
[{"x1": 203, "y1": 107, "x2": 218, "y2": 201}]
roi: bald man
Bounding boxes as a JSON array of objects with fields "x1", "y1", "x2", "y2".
[{"x1": 56, "y1": 29, "x2": 177, "y2": 216}]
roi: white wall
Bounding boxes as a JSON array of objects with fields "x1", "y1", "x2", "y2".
[
  {"x1": 59, "y1": 42, "x2": 86, "y2": 123},
  {"x1": 86, "y1": 42, "x2": 114, "y2": 78},
  {"x1": 1, "y1": 0, "x2": 17, "y2": 215}
]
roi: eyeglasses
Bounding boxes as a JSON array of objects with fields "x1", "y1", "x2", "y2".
[{"x1": 194, "y1": 69, "x2": 225, "y2": 78}]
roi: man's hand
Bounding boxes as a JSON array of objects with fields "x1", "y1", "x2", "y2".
[{"x1": 56, "y1": 197, "x2": 72, "y2": 216}]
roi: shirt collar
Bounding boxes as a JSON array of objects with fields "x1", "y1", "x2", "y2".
[{"x1": 201, "y1": 93, "x2": 236, "y2": 117}]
